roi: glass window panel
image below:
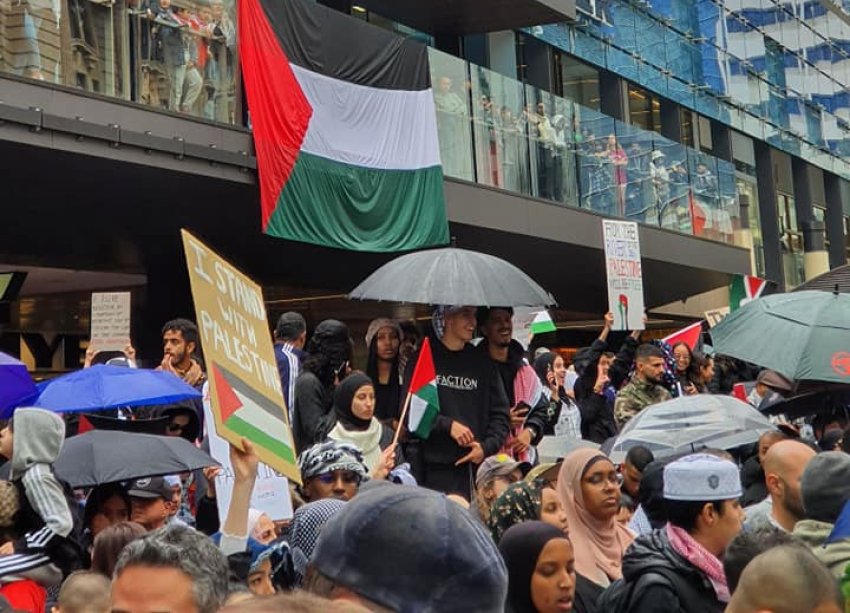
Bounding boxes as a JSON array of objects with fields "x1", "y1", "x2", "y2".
[
  {"x1": 605, "y1": 44, "x2": 640, "y2": 82},
  {"x1": 616, "y1": 122, "x2": 656, "y2": 226},
  {"x1": 651, "y1": 133, "x2": 693, "y2": 235},
  {"x1": 429, "y1": 49, "x2": 474, "y2": 181},
  {"x1": 688, "y1": 149, "x2": 721, "y2": 241},
  {"x1": 575, "y1": 105, "x2": 617, "y2": 216},
  {"x1": 558, "y1": 53, "x2": 601, "y2": 109},
  {"x1": 716, "y1": 159, "x2": 742, "y2": 244},
  {"x1": 525, "y1": 86, "x2": 577, "y2": 205}
]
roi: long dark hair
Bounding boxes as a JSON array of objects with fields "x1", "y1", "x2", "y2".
[
  {"x1": 83, "y1": 483, "x2": 131, "y2": 534},
  {"x1": 302, "y1": 322, "x2": 352, "y2": 389}
]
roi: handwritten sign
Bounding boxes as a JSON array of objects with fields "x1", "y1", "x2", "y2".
[
  {"x1": 202, "y1": 389, "x2": 293, "y2": 521},
  {"x1": 602, "y1": 220, "x2": 645, "y2": 331},
  {"x1": 181, "y1": 230, "x2": 299, "y2": 482},
  {"x1": 90, "y1": 292, "x2": 131, "y2": 351}
]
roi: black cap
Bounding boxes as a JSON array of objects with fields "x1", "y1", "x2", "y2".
[{"x1": 127, "y1": 476, "x2": 173, "y2": 500}]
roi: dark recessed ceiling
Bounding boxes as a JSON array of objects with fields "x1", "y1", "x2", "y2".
[{"x1": 356, "y1": 0, "x2": 575, "y2": 35}]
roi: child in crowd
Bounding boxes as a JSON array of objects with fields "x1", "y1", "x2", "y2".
[
  {"x1": 0, "y1": 408, "x2": 79, "y2": 584},
  {"x1": 52, "y1": 571, "x2": 110, "y2": 613}
]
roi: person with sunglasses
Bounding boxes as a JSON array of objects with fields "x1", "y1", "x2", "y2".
[{"x1": 296, "y1": 441, "x2": 370, "y2": 503}]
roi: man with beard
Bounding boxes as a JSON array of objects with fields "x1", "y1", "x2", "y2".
[
  {"x1": 613, "y1": 344, "x2": 670, "y2": 428},
  {"x1": 744, "y1": 440, "x2": 815, "y2": 532},
  {"x1": 159, "y1": 318, "x2": 206, "y2": 389},
  {"x1": 476, "y1": 307, "x2": 548, "y2": 460}
]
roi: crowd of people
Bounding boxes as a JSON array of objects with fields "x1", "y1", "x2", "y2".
[{"x1": 0, "y1": 307, "x2": 848, "y2": 612}]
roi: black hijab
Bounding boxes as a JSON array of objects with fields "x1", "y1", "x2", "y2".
[
  {"x1": 332, "y1": 371, "x2": 373, "y2": 432},
  {"x1": 499, "y1": 521, "x2": 568, "y2": 613}
]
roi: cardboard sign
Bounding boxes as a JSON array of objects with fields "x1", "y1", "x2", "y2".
[
  {"x1": 181, "y1": 230, "x2": 299, "y2": 483},
  {"x1": 602, "y1": 220, "x2": 645, "y2": 331},
  {"x1": 90, "y1": 292, "x2": 131, "y2": 351},
  {"x1": 704, "y1": 307, "x2": 731, "y2": 329},
  {"x1": 202, "y1": 389, "x2": 293, "y2": 521}
]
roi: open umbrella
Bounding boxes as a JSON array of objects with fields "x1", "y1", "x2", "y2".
[
  {"x1": 607, "y1": 394, "x2": 774, "y2": 463},
  {"x1": 536, "y1": 436, "x2": 599, "y2": 463},
  {"x1": 712, "y1": 290, "x2": 850, "y2": 386},
  {"x1": 54, "y1": 430, "x2": 218, "y2": 487},
  {"x1": 349, "y1": 247, "x2": 556, "y2": 307},
  {"x1": 31, "y1": 364, "x2": 201, "y2": 414},
  {"x1": 0, "y1": 352, "x2": 37, "y2": 417}
]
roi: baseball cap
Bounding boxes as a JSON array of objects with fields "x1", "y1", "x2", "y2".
[
  {"x1": 311, "y1": 485, "x2": 507, "y2": 612},
  {"x1": 127, "y1": 476, "x2": 173, "y2": 500},
  {"x1": 524, "y1": 462, "x2": 561, "y2": 485},
  {"x1": 475, "y1": 454, "x2": 531, "y2": 490}
]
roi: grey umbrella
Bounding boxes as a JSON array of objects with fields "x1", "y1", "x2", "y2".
[
  {"x1": 54, "y1": 430, "x2": 219, "y2": 487},
  {"x1": 606, "y1": 394, "x2": 774, "y2": 463},
  {"x1": 349, "y1": 247, "x2": 556, "y2": 307}
]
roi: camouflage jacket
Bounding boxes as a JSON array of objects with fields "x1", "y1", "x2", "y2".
[{"x1": 614, "y1": 375, "x2": 671, "y2": 428}]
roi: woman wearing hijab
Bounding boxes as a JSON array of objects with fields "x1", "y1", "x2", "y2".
[
  {"x1": 322, "y1": 371, "x2": 397, "y2": 474},
  {"x1": 533, "y1": 352, "x2": 582, "y2": 439},
  {"x1": 488, "y1": 480, "x2": 568, "y2": 544},
  {"x1": 498, "y1": 521, "x2": 577, "y2": 613},
  {"x1": 287, "y1": 499, "x2": 346, "y2": 588},
  {"x1": 556, "y1": 448, "x2": 635, "y2": 598},
  {"x1": 364, "y1": 318, "x2": 403, "y2": 425}
]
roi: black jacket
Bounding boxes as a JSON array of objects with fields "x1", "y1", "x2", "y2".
[
  {"x1": 477, "y1": 339, "x2": 547, "y2": 446},
  {"x1": 573, "y1": 337, "x2": 638, "y2": 443},
  {"x1": 292, "y1": 371, "x2": 332, "y2": 453},
  {"x1": 402, "y1": 335, "x2": 510, "y2": 466},
  {"x1": 597, "y1": 530, "x2": 724, "y2": 613}
]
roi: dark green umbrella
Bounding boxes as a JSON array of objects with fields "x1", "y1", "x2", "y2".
[{"x1": 712, "y1": 290, "x2": 850, "y2": 385}]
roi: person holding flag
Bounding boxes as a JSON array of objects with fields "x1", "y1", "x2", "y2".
[{"x1": 399, "y1": 306, "x2": 510, "y2": 500}]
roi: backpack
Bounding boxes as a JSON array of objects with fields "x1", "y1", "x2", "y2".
[{"x1": 596, "y1": 569, "x2": 683, "y2": 613}]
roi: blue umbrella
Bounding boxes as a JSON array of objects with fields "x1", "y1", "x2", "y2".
[
  {"x1": 30, "y1": 364, "x2": 201, "y2": 414},
  {"x1": 0, "y1": 352, "x2": 37, "y2": 417}
]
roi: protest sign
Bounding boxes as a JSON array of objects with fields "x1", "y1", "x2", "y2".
[
  {"x1": 181, "y1": 229, "x2": 299, "y2": 482},
  {"x1": 202, "y1": 390, "x2": 293, "y2": 521},
  {"x1": 90, "y1": 292, "x2": 131, "y2": 351},
  {"x1": 602, "y1": 220, "x2": 645, "y2": 331}
]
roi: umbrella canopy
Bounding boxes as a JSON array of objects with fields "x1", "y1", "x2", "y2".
[
  {"x1": 607, "y1": 394, "x2": 774, "y2": 463},
  {"x1": 536, "y1": 436, "x2": 599, "y2": 463},
  {"x1": 54, "y1": 430, "x2": 218, "y2": 487},
  {"x1": 711, "y1": 290, "x2": 850, "y2": 385},
  {"x1": 30, "y1": 365, "x2": 201, "y2": 414},
  {"x1": 349, "y1": 247, "x2": 556, "y2": 307},
  {"x1": 0, "y1": 352, "x2": 37, "y2": 417}
]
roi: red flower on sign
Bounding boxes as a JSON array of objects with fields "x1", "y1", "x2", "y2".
[{"x1": 831, "y1": 352, "x2": 850, "y2": 377}]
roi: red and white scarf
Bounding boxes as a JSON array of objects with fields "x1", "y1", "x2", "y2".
[{"x1": 666, "y1": 523, "x2": 731, "y2": 602}]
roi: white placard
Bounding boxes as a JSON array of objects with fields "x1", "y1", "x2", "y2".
[
  {"x1": 202, "y1": 389, "x2": 293, "y2": 522},
  {"x1": 90, "y1": 292, "x2": 131, "y2": 351},
  {"x1": 602, "y1": 220, "x2": 645, "y2": 331},
  {"x1": 511, "y1": 308, "x2": 537, "y2": 350}
]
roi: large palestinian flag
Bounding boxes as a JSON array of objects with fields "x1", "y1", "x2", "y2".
[{"x1": 238, "y1": 0, "x2": 449, "y2": 252}]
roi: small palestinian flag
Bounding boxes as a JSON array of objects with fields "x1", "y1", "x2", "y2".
[
  {"x1": 530, "y1": 311, "x2": 557, "y2": 335},
  {"x1": 661, "y1": 321, "x2": 703, "y2": 351},
  {"x1": 238, "y1": 0, "x2": 449, "y2": 252},
  {"x1": 211, "y1": 362, "x2": 296, "y2": 463},
  {"x1": 408, "y1": 337, "x2": 440, "y2": 439},
  {"x1": 729, "y1": 275, "x2": 767, "y2": 311}
]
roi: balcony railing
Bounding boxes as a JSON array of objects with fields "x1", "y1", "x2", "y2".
[
  {"x1": 0, "y1": 0, "x2": 238, "y2": 124},
  {"x1": 430, "y1": 48, "x2": 745, "y2": 246}
]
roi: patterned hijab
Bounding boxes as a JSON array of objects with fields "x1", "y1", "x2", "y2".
[
  {"x1": 288, "y1": 498, "x2": 346, "y2": 587},
  {"x1": 556, "y1": 448, "x2": 635, "y2": 585},
  {"x1": 488, "y1": 480, "x2": 546, "y2": 544}
]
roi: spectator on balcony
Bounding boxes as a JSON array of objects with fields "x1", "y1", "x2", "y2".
[
  {"x1": 434, "y1": 76, "x2": 470, "y2": 178},
  {"x1": 171, "y1": 5, "x2": 204, "y2": 114},
  {"x1": 607, "y1": 134, "x2": 629, "y2": 217},
  {"x1": 533, "y1": 103, "x2": 555, "y2": 200},
  {"x1": 206, "y1": 0, "x2": 236, "y2": 122}
]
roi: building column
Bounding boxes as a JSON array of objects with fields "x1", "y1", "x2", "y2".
[
  {"x1": 754, "y1": 141, "x2": 783, "y2": 287},
  {"x1": 824, "y1": 172, "x2": 847, "y2": 269},
  {"x1": 793, "y1": 158, "x2": 829, "y2": 280},
  {"x1": 710, "y1": 122, "x2": 733, "y2": 162},
  {"x1": 599, "y1": 72, "x2": 628, "y2": 122}
]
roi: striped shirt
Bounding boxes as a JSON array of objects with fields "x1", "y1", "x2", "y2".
[{"x1": 275, "y1": 342, "x2": 305, "y2": 423}]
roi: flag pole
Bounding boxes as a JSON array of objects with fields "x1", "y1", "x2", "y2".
[{"x1": 392, "y1": 391, "x2": 413, "y2": 448}]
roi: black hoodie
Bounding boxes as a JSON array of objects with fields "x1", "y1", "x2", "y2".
[
  {"x1": 597, "y1": 530, "x2": 724, "y2": 613},
  {"x1": 402, "y1": 334, "x2": 510, "y2": 465}
]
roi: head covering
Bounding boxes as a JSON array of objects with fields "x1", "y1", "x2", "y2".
[
  {"x1": 10, "y1": 408, "x2": 65, "y2": 478},
  {"x1": 556, "y1": 448, "x2": 635, "y2": 584},
  {"x1": 247, "y1": 508, "x2": 264, "y2": 538},
  {"x1": 663, "y1": 454, "x2": 742, "y2": 502},
  {"x1": 651, "y1": 150, "x2": 665, "y2": 161},
  {"x1": 476, "y1": 454, "x2": 531, "y2": 490},
  {"x1": 296, "y1": 441, "x2": 369, "y2": 496},
  {"x1": 0, "y1": 482, "x2": 20, "y2": 528},
  {"x1": 289, "y1": 498, "x2": 346, "y2": 587},
  {"x1": 756, "y1": 369, "x2": 794, "y2": 393},
  {"x1": 525, "y1": 462, "x2": 561, "y2": 485},
  {"x1": 312, "y1": 485, "x2": 507, "y2": 613},
  {"x1": 499, "y1": 521, "x2": 569, "y2": 613},
  {"x1": 365, "y1": 318, "x2": 402, "y2": 352},
  {"x1": 533, "y1": 352, "x2": 557, "y2": 387},
  {"x1": 127, "y1": 476, "x2": 173, "y2": 500},
  {"x1": 802, "y1": 451, "x2": 850, "y2": 523},
  {"x1": 819, "y1": 429, "x2": 844, "y2": 452},
  {"x1": 488, "y1": 480, "x2": 546, "y2": 543},
  {"x1": 431, "y1": 305, "x2": 464, "y2": 340},
  {"x1": 333, "y1": 371, "x2": 374, "y2": 431}
]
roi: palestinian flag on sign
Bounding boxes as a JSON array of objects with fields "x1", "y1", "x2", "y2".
[
  {"x1": 407, "y1": 337, "x2": 440, "y2": 439},
  {"x1": 729, "y1": 275, "x2": 767, "y2": 311},
  {"x1": 211, "y1": 362, "x2": 296, "y2": 463},
  {"x1": 530, "y1": 311, "x2": 557, "y2": 335},
  {"x1": 238, "y1": 0, "x2": 449, "y2": 252}
]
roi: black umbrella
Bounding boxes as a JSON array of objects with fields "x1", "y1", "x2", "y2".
[
  {"x1": 349, "y1": 247, "x2": 556, "y2": 307},
  {"x1": 758, "y1": 389, "x2": 850, "y2": 420},
  {"x1": 54, "y1": 430, "x2": 218, "y2": 488}
]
